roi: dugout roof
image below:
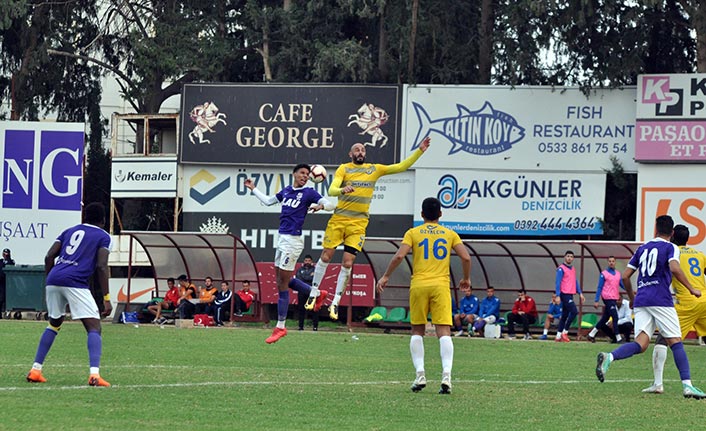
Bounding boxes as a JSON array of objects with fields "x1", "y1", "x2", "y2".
[
  {"x1": 360, "y1": 239, "x2": 641, "y2": 310},
  {"x1": 121, "y1": 232, "x2": 260, "y2": 303}
]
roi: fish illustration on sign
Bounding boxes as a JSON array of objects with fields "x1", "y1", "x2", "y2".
[{"x1": 411, "y1": 102, "x2": 525, "y2": 155}]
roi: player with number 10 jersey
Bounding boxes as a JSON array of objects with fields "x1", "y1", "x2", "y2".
[{"x1": 404, "y1": 221, "x2": 463, "y2": 326}]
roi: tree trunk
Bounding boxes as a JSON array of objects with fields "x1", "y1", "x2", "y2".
[
  {"x1": 258, "y1": 20, "x2": 273, "y2": 82},
  {"x1": 378, "y1": 3, "x2": 388, "y2": 81},
  {"x1": 478, "y1": 0, "x2": 493, "y2": 83},
  {"x1": 283, "y1": 0, "x2": 292, "y2": 11},
  {"x1": 407, "y1": 0, "x2": 419, "y2": 83},
  {"x1": 695, "y1": 3, "x2": 706, "y2": 72}
]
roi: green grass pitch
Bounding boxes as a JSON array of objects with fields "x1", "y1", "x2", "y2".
[{"x1": 2, "y1": 321, "x2": 706, "y2": 430}]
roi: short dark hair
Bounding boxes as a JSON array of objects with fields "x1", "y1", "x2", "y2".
[
  {"x1": 421, "y1": 197, "x2": 441, "y2": 221},
  {"x1": 304, "y1": 254, "x2": 313, "y2": 260},
  {"x1": 243, "y1": 280, "x2": 250, "y2": 285},
  {"x1": 518, "y1": 288, "x2": 526, "y2": 294},
  {"x1": 564, "y1": 250, "x2": 574, "y2": 257},
  {"x1": 672, "y1": 224, "x2": 690, "y2": 246},
  {"x1": 221, "y1": 281, "x2": 229, "y2": 286},
  {"x1": 293, "y1": 163, "x2": 310, "y2": 173},
  {"x1": 655, "y1": 215, "x2": 674, "y2": 236},
  {"x1": 84, "y1": 202, "x2": 105, "y2": 225},
  {"x1": 177, "y1": 274, "x2": 187, "y2": 281},
  {"x1": 487, "y1": 286, "x2": 494, "y2": 290},
  {"x1": 205, "y1": 276, "x2": 213, "y2": 282},
  {"x1": 167, "y1": 277, "x2": 175, "y2": 283}
]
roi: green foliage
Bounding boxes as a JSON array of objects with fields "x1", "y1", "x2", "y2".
[
  {"x1": 601, "y1": 156, "x2": 637, "y2": 240},
  {"x1": 3, "y1": 321, "x2": 706, "y2": 430}
]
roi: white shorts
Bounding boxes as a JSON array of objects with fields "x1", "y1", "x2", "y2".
[
  {"x1": 634, "y1": 306, "x2": 681, "y2": 339},
  {"x1": 482, "y1": 315, "x2": 497, "y2": 324},
  {"x1": 274, "y1": 234, "x2": 304, "y2": 272},
  {"x1": 46, "y1": 285, "x2": 100, "y2": 320}
]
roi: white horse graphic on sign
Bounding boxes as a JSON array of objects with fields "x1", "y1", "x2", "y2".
[
  {"x1": 347, "y1": 103, "x2": 389, "y2": 148},
  {"x1": 188, "y1": 102, "x2": 227, "y2": 145}
]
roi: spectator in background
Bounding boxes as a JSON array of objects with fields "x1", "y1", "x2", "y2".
[
  {"x1": 472, "y1": 286, "x2": 501, "y2": 336},
  {"x1": 196, "y1": 276, "x2": 217, "y2": 315},
  {"x1": 539, "y1": 294, "x2": 563, "y2": 340},
  {"x1": 213, "y1": 281, "x2": 232, "y2": 327},
  {"x1": 0, "y1": 248, "x2": 16, "y2": 318},
  {"x1": 453, "y1": 286, "x2": 478, "y2": 337},
  {"x1": 554, "y1": 250, "x2": 585, "y2": 343},
  {"x1": 234, "y1": 280, "x2": 255, "y2": 317},
  {"x1": 147, "y1": 277, "x2": 180, "y2": 324},
  {"x1": 506, "y1": 289, "x2": 538, "y2": 340},
  {"x1": 175, "y1": 274, "x2": 197, "y2": 319},
  {"x1": 295, "y1": 255, "x2": 319, "y2": 331},
  {"x1": 587, "y1": 256, "x2": 626, "y2": 343}
]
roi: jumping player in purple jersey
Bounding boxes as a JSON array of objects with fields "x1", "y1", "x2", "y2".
[
  {"x1": 595, "y1": 215, "x2": 706, "y2": 398},
  {"x1": 245, "y1": 164, "x2": 334, "y2": 344},
  {"x1": 27, "y1": 203, "x2": 113, "y2": 387}
]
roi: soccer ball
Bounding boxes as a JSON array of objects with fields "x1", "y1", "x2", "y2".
[{"x1": 309, "y1": 164, "x2": 327, "y2": 183}]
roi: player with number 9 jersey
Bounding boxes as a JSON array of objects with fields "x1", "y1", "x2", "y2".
[{"x1": 46, "y1": 224, "x2": 112, "y2": 289}]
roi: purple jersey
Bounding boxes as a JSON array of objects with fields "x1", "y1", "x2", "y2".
[
  {"x1": 275, "y1": 186, "x2": 323, "y2": 235},
  {"x1": 46, "y1": 224, "x2": 112, "y2": 289},
  {"x1": 627, "y1": 237, "x2": 680, "y2": 308}
]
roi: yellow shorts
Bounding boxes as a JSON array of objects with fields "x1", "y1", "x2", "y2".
[
  {"x1": 409, "y1": 284, "x2": 452, "y2": 326},
  {"x1": 676, "y1": 301, "x2": 706, "y2": 337},
  {"x1": 322, "y1": 215, "x2": 368, "y2": 251}
]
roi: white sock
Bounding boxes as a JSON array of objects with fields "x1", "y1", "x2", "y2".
[
  {"x1": 90, "y1": 367, "x2": 99, "y2": 375},
  {"x1": 276, "y1": 320, "x2": 286, "y2": 329},
  {"x1": 562, "y1": 330, "x2": 568, "y2": 335},
  {"x1": 653, "y1": 344, "x2": 668, "y2": 387},
  {"x1": 410, "y1": 335, "x2": 425, "y2": 373},
  {"x1": 309, "y1": 259, "x2": 329, "y2": 297},
  {"x1": 331, "y1": 266, "x2": 351, "y2": 307},
  {"x1": 616, "y1": 334, "x2": 622, "y2": 342},
  {"x1": 439, "y1": 336, "x2": 454, "y2": 374},
  {"x1": 683, "y1": 379, "x2": 693, "y2": 386},
  {"x1": 542, "y1": 329, "x2": 548, "y2": 335},
  {"x1": 555, "y1": 332, "x2": 561, "y2": 339},
  {"x1": 589, "y1": 328, "x2": 598, "y2": 337},
  {"x1": 32, "y1": 362, "x2": 42, "y2": 371}
]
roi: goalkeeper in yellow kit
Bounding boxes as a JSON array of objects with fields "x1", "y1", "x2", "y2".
[{"x1": 305, "y1": 136, "x2": 431, "y2": 320}]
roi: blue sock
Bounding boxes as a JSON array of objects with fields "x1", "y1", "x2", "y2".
[
  {"x1": 670, "y1": 342, "x2": 691, "y2": 381},
  {"x1": 277, "y1": 290, "x2": 290, "y2": 321},
  {"x1": 611, "y1": 341, "x2": 641, "y2": 360},
  {"x1": 34, "y1": 327, "x2": 59, "y2": 365},
  {"x1": 87, "y1": 330, "x2": 102, "y2": 368},
  {"x1": 288, "y1": 278, "x2": 311, "y2": 296}
]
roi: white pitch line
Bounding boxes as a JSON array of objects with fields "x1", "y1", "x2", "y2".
[{"x1": 0, "y1": 377, "x2": 666, "y2": 392}]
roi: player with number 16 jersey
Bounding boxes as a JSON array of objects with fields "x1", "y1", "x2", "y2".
[{"x1": 404, "y1": 220, "x2": 463, "y2": 326}]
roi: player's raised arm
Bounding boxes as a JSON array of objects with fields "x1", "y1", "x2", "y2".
[
  {"x1": 244, "y1": 178, "x2": 279, "y2": 206},
  {"x1": 383, "y1": 136, "x2": 431, "y2": 175}
]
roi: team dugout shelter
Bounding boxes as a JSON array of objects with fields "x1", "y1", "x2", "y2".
[
  {"x1": 359, "y1": 239, "x2": 641, "y2": 327},
  {"x1": 120, "y1": 232, "x2": 262, "y2": 321}
]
